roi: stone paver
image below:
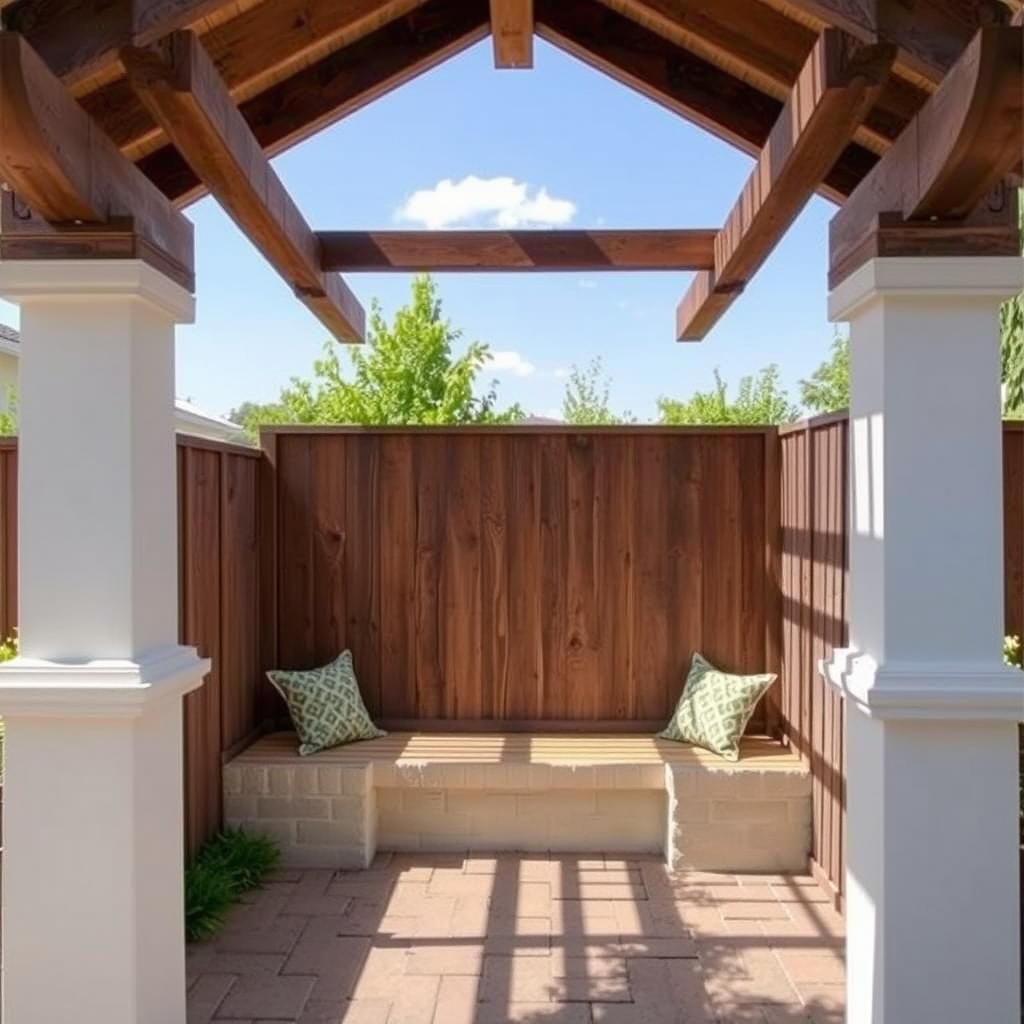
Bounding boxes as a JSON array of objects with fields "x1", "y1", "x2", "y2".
[{"x1": 188, "y1": 853, "x2": 845, "y2": 1023}]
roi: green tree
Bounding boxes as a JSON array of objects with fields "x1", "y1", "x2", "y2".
[
  {"x1": 657, "y1": 365, "x2": 799, "y2": 425},
  {"x1": 0, "y1": 386, "x2": 16, "y2": 435},
  {"x1": 561, "y1": 358, "x2": 628, "y2": 424},
  {"x1": 799, "y1": 335, "x2": 849, "y2": 414},
  {"x1": 269, "y1": 275, "x2": 521, "y2": 427},
  {"x1": 1002, "y1": 292, "x2": 1024, "y2": 416}
]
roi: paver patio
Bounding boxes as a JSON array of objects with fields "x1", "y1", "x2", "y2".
[{"x1": 186, "y1": 853, "x2": 845, "y2": 1024}]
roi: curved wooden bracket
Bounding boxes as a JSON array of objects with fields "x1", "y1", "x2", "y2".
[
  {"x1": 830, "y1": 25, "x2": 1023, "y2": 285},
  {"x1": 0, "y1": 32, "x2": 194, "y2": 287}
]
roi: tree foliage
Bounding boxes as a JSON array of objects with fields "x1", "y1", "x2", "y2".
[
  {"x1": 657, "y1": 365, "x2": 799, "y2": 425},
  {"x1": 236, "y1": 276, "x2": 521, "y2": 435},
  {"x1": 561, "y1": 358, "x2": 629, "y2": 424},
  {"x1": 1002, "y1": 293, "x2": 1024, "y2": 417},
  {"x1": 799, "y1": 335, "x2": 849, "y2": 414}
]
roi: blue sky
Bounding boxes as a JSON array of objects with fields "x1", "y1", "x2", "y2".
[{"x1": 6, "y1": 37, "x2": 841, "y2": 422}]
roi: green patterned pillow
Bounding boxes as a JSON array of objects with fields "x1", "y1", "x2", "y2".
[
  {"x1": 268, "y1": 650, "x2": 385, "y2": 756},
  {"x1": 659, "y1": 652, "x2": 775, "y2": 761}
]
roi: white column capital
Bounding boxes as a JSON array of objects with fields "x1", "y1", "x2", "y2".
[
  {"x1": 0, "y1": 645, "x2": 209, "y2": 718},
  {"x1": 0, "y1": 259, "x2": 195, "y2": 323},
  {"x1": 828, "y1": 255, "x2": 1024, "y2": 322},
  {"x1": 821, "y1": 648, "x2": 1024, "y2": 721}
]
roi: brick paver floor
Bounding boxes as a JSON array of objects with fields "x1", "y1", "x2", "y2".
[{"x1": 187, "y1": 853, "x2": 845, "y2": 1024}]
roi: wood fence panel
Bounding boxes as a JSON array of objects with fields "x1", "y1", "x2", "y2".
[{"x1": 270, "y1": 427, "x2": 778, "y2": 728}]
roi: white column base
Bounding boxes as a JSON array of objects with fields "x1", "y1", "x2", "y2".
[
  {"x1": 0, "y1": 646, "x2": 208, "y2": 1024},
  {"x1": 840, "y1": 690, "x2": 1021, "y2": 1024}
]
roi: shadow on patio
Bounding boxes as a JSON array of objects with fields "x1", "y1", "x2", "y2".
[{"x1": 185, "y1": 851, "x2": 845, "y2": 1023}]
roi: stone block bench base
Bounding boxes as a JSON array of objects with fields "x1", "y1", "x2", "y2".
[{"x1": 223, "y1": 732, "x2": 811, "y2": 873}]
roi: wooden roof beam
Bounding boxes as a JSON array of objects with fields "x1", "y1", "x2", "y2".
[
  {"x1": 0, "y1": 31, "x2": 194, "y2": 287},
  {"x1": 762, "y1": 0, "x2": 1008, "y2": 86},
  {"x1": 676, "y1": 29, "x2": 894, "y2": 341},
  {"x1": 491, "y1": 0, "x2": 534, "y2": 67},
  {"x1": 0, "y1": 0, "x2": 238, "y2": 90},
  {"x1": 591, "y1": 0, "x2": 925, "y2": 156},
  {"x1": 534, "y1": 0, "x2": 878, "y2": 203},
  {"x1": 122, "y1": 30, "x2": 364, "y2": 342},
  {"x1": 318, "y1": 229, "x2": 717, "y2": 271},
  {"x1": 137, "y1": 0, "x2": 490, "y2": 205},
  {"x1": 830, "y1": 25, "x2": 1023, "y2": 287},
  {"x1": 77, "y1": 0, "x2": 431, "y2": 163}
]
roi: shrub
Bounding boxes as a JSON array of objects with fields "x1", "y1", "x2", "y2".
[{"x1": 185, "y1": 828, "x2": 280, "y2": 942}]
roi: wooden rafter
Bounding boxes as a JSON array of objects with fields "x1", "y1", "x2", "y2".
[
  {"x1": 592, "y1": 0, "x2": 925, "y2": 155},
  {"x1": 137, "y1": 0, "x2": 490, "y2": 205},
  {"x1": 830, "y1": 24, "x2": 1024, "y2": 286},
  {"x1": 122, "y1": 30, "x2": 364, "y2": 341},
  {"x1": 77, "y1": 0, "x2": 430, "y2": 163},
  {"x1": 762, "y1": 0, "x2": 1007, "y2": 86},
  {"x1": 534, "y1": 0, "x2": 878, "y2": 203},
  {"x1": 676, "y1": 29, "x2": 895, "y2": 341},
  {"x1": 0, "y1": 0, "x2": 238, "y2": 90},
  {"x1": 0, "y1": 31, "x2": 193, "y2": 287},
  {"x1": 490, "y1": 0, "x2": 534, "y2": 67},
  {"x1": 318, "y1": 229, "x2": 717, "y2": 271}
]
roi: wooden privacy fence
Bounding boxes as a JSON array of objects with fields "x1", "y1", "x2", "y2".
[
  {"x1": 777, "y1": 415, "x2": 1024, "y2": 908},
  {"x1": 261, "y1": 426, "x2": 782, "y2": 731},
  {"x1": 0, "y1": 422, "x2": 1019, "y2": 875}
]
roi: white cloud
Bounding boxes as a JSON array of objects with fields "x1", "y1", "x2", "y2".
[
  {"x1": 396, "y1": 175, "x2": 577, "y2": 229},
  {"x1": 552, "y1": 367, "x2": 571, "y2": 379},
  {"x1": 577, "y1": 278, "x2": 597, "y2": 290},
  {"x1": 485, "y1": 350, "x2": 536, "y2": 377}
]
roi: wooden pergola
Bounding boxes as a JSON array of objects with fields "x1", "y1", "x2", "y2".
[
  {"x1": 0, "y1": 5, "x2": 1022, "y2": 1024},
  {"x1": 0, "y1": 0, "x2": 1020, "y2": 342}
]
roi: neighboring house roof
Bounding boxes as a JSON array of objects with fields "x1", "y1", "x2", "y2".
[{"x1": 0, "y1": 324, "x2": 249, "y2": 446}]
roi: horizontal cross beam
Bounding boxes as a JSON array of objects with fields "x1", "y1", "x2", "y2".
[
  {"x1": 317, "y1": 230, "x2": 717, "y2": 271},
  {"x1": 122, "y1": 30, "x2": 365, "y2": 341},
  {"x1": 676, "y1": 29, "x2": 895, "y2": 341}
]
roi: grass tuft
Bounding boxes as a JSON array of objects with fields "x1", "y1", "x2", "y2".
[{"x1": 185, "y1": 828, "x2": 280, "y2": 942}]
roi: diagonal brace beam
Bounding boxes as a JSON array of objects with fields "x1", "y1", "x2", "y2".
[
  {"x1": 676, "y1": 28, "x2": 894, "y2": 341},
  {"x1": 122, "y1": 30, "x2": 365, "y2": 342}
]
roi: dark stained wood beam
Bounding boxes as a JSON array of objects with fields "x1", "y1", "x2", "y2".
[
  {"x1": 138, "y1": 0, "x2": 490, "y2": 205},
  {"x1": 830, "y1": 25, "x2": 1024, "y2": 287},
  {"x1": 534, "y1": 0, "x2": 878, "y2": 203},
  {"x1": 593, "y1": 0, "x2": 926, "y2": 155},
  {"x1": 490, "y1": 0, "x2": 533, "y2": 67},
  {"x1": 762, "y1": 0, "x2": 1008, "y2": 85},
  {"x1": 122, "y1": 30, "x2": 364, "y2": 341},
  {"x1": 0, "y1": 0, "x2": 237, "y2": 90},
  {"x1": 78, "y1": 0, "x2": 430, "y2": 163},
  {"x1": 318, "y1": 229, "x2": 717, "y2": 271},
  {"x1": 677, "y1": 29, "x2": 895, "y2": 341},
  {"x1": 0, "y1": 31, "x2": 193, "y2": 287}
]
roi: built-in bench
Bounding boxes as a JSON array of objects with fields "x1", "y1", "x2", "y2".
[{"x1": 224, "y1": 732, "x2": 811, "y2": 873}]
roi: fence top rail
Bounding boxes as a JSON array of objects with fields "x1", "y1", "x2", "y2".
[
  {"x1": 176, "y1": 433, "x2": 262, "y2": 459},
  {"x1": 259, "y1": 424, "x2": 779, "y2": 439},
  {"x1": 777, "y1": 410, "x2": 850, "y2": 436}
]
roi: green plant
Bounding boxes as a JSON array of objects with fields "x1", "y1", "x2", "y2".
[{"x1": 184, "y1": 828, "x2": 280, "y2": 942}]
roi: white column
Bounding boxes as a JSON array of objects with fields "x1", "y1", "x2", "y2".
[
  {"x1": 0, "y1": 261, "x2": 209, "y2": 1024},
  {"x1": 823, "y1": 257, "x2": 1024, "y2": 1024}
]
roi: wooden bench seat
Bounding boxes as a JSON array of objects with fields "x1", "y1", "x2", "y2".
[{"x1": 224, "y1": 731, "x2": 811, "y2": 873}]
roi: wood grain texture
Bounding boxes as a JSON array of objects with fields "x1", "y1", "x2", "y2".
[
  {"x1": 136, "y1": 0, "x2": 490, "y2": 204},
  {"x1": 534, "y1": 0, "x2": 879, "y2": 203},
  {"x1": 830, "y1": 24, "x2": 1024, "y2": 285},
  {"x1": 593, "y1": 0, "x2": 925, "y2": 156},
  {"x1": 272, "y1": 428, "x2": 776, "y2": 726},
  {"x1": 676, "y1": 29, "x2": 895, "y2": 340},
  {"x1": 0, "y1": 31, "x2": 194, "y2": 287},
  {"x1": 490, "y1": 0, "x2": 534, "y2": 67},
  {"x1": 121, "y1": 31, "x2": 364, "y2": 341},
  {"x1": 317, "y1": 229, "x2": 717, "y2": 271}
]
